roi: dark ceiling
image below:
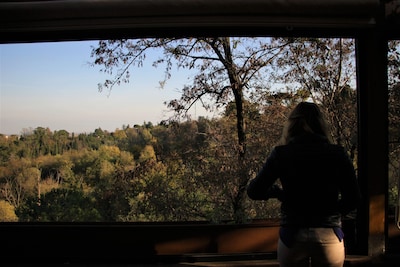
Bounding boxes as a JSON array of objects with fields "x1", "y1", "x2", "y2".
[{"x1": 1, "y1": 0, "x2": 399, "y2": 43}]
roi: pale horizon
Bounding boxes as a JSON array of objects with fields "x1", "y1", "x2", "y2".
[{"x1": 1, "y1": 40, "x2": 215, "y2": 136}]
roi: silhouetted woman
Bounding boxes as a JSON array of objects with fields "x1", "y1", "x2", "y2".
[{"x1": 247, "y1": 101, "x2": 361, "y2": 267}]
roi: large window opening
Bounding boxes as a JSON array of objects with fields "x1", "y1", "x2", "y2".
[{"x1": 0, "y1": 37, "x2": 358, "y2": 223}]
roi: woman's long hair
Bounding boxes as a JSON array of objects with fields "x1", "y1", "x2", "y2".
[{"x1": 280, "y1": 102, "x2": 332, "y2": 145}]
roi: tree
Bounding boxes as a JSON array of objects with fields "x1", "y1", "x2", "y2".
[
  {"x1": 16, "y1": 188, "x2": 101, "y2": 222},
  {"x1": 32, "y1": 127, "x2": 52, "y2": 157},
  {"x1": 0, "y1": 135, "x2": 14, "y2": 164},
  {"x1": 270, "y1": 38, "x2": 357, "y2": 153},
  {"x1": 388, "y1": 40, "x2": 400, "y2": 213},
  {"x1": 52, "y1": 129, "x2": 70, "y2": 155},
  {"x1": 0, "y1": 158, "x2": 39, "y2": 209},
  {"x1": 91, "y1": 37, "x2": 289, "y2": 222},
  {"x1": 0, "y1": 200, "x2": 18, "y2": 222}
]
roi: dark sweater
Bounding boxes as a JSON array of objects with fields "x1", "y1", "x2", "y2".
[{"x1": 247, "y1": 134, "x2": 361, "y2": 228}]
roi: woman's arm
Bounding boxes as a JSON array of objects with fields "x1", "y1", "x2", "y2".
[{"x1": 247, "y1": 148, "x2": 281, "y2": 200}]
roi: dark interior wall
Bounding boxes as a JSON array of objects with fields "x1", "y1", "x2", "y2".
[{"x1": 1, "y1": 0, "x2": 400, "y2": 263}]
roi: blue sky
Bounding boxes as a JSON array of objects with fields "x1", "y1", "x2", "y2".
[{"x1": 0, "y1": 41, "x2": 212, "y2": 135}]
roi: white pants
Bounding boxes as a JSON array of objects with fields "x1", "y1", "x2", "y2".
[{"x1": 278, "y1": 227, "x2": 345, "y2": 267}]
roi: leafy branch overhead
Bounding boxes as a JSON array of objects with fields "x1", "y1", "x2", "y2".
[{"x1": 91, "y1": 38, "x2": 285, "y2": 117}]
